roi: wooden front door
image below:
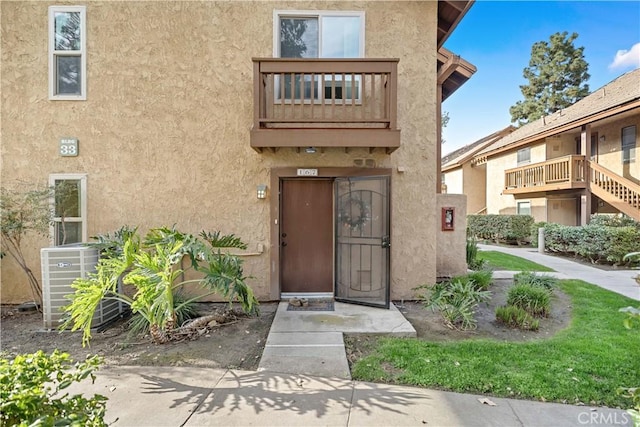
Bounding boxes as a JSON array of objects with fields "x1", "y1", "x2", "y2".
[{"x1": 280, "y1": 179, "x2": 333, "y2": 293}]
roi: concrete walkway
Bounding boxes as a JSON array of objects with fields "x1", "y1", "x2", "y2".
[
  {"x1": 70, "y1": 365, "x2": 633, "y2": 426},
  {"x1": 478, "y1": 243, "x2": 640, "y2": 301},
  {"x1": 258, "y1": 301, "x2": 416, "y2": 379}
]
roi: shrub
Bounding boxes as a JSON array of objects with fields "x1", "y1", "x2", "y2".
[
  {"x1": 495, "y1": 305, "x2": 539, "y2": 330},
  {"x1": 529, "y1": 221, "x2": 547, "y2": 247},
  {"x1": 537, "y1": 221, "x2": 640, "y2": 266},
  {"x1": 416, "y1": 278, "x2": 492, "y2": 330},
  {"x1": 466, "y1": 238, "x2": 486, "y2": 270},
  {"x1": 0, "y1": 350, "x2": 107, "y2": 426},
  {"x1": 589, "y1": 214, "x2": 640, "y2": 228},
  {"x1": 513, "y1": 271, "x2": 557, "y2": 291},
  {"x1": 467, "y1": 214, "x2": 534, "y2": 245},
  {"x1": 507, "y1": 283, "x2": 551, "y2": 317},
  {"x1": 452, "y1": 269, "x2": 493, "y2": 291}
]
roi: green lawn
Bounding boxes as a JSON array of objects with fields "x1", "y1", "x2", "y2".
[
  {"x1": 351, "y1": 280, "x2": 640, "y2": 407},
  {"x1": 478, "y1": 250, "x2": 554, "y2": 272}
]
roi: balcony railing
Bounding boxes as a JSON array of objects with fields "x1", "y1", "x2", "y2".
[
  {"x1": 503, "y1": 155, "x2": 587, "y2": 194},
  {"x1": 250, "y1": 58, "x2": 400, "y2": 153}
]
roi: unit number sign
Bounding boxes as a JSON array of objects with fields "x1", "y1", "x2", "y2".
[{"x1": 59, "y1": 138, "x2": 78, "y2": 157}]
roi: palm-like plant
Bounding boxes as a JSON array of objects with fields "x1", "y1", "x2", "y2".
[{"x1": 62, "y1": 226, "x2": 258, "y2": 345}]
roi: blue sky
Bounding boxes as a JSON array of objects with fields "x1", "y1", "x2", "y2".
[{"x1": 441, "y1": 0, "x2": 640, "y2": 155}]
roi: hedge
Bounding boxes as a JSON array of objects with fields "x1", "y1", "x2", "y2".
[
  {"x1": 467, "y1": 214, "x2": 534, "y2": 245},
  {"x1": 530, "y1": 219, "x2": 640, "y2": 265}
]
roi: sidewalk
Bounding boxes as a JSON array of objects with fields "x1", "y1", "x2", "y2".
[
  {"x1": 478, "y1": 243, "x2": 640, "y2": 301},
  {"x1": 70, "y1": 365, "x2": 633, "y2": 426}
]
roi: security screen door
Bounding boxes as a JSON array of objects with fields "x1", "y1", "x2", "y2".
[{"x1": 335, "y1": 176, "x2": 390, "y2": 308}]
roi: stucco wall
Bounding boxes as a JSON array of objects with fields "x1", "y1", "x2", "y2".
[
  {"x1": 594, "y1": 115, "x2": 639, "y2": 184},
  {"x1": 546, "y1": 135, "x2": 576, "y2": 159},
  {"x1": 546, "y1": 196, "x2": 578, "y2": 225},
  {"x1": 1, "y1": 1, "x2": 440, "y2": 303},
  {"x1": 462, "y1": 162, "x2": 486, "y2": 214},
  {"x1": 436, "y1": 194, "x2": 467, "y2": 279},
  {"x1": 443, "y1": 168, "x2": 463, "y2": 195}
]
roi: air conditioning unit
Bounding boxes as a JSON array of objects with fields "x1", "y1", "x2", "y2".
[{"x1": 41, "y1": 245, "x2": 123, "y2": 331}]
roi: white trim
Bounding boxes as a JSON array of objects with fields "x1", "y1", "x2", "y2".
[
  {"x1": 49, "y1": 5, "x2": 86, "y2": 100},
  {"x1": 49, "y1": 173, "x2": 88, "y2": 245}
]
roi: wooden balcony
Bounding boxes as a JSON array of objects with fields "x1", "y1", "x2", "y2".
[
  {"x1": 250, "y1": 58, "x2": 400, "y2": 153},
  {"x1": 503, "y1": 155, "x2": 587, "y2": 194}
]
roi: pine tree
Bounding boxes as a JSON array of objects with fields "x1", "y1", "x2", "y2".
[{"x1": 510, "y1": 31, "x2": 590, "y2": 125}]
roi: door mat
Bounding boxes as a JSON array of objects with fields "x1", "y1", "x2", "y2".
[{"x1": 287, "y1": 299, "x2": 335, "y2": 311}]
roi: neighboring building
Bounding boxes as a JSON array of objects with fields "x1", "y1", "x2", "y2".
[
  {"x1": 474, "y1": 68, "x2": 640, "y2": 224},
  {"x1": 441, "y1": 126, "x2": 515, "y2": 214},
  {"x1": 1, "y1": 1, "x2": 476, "y2": 306}
]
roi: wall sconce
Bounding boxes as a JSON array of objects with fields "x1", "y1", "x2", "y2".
[
  {"x1": 599, "y1": 135, "x2": 605, "y2": 142},
  {"x1": 305, "y1": 147, "x2": 317, "y2": 154},
  {"x1": 257, "y1": 184, "x2": 267, "y2": 199}
]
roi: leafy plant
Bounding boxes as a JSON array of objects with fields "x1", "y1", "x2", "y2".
[
  {"x1": 507, "y1": 283, "x2": 551, "y2": 317},
  {"x1": 128, "y1": 291, "x2": 199, "y2": 338},
  {"x1": 450, "y1": 269, "x2": 493, "y2": 291},
  {"x1": 466, "y1": 238, "x2": 486, "y2": 270},
  {"x1": 467, "y1": 214, "x2": 534, "y2": 245},
  {"x1": 0, "y1": 350, "x2": 107, "y2": 426},
  {"x1": 416, "y1": 277, "x2": 491, "y2": 330},
  {"x1": 495, "y1": 305, "x2": 540, "y2": 331},
  {"x1": 0, "y1": 184, "x2": 53, "y2": 305},
  {"x1": 513, "y1": 271, "x2": 557, "y2": 291},
  {"x1": 62, "y1": 226, "x2": 259, "y2": 345}
]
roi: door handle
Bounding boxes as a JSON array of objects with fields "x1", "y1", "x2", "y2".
[{"x1": 381, "y1": 236, "x2": 391, "y2": 248}]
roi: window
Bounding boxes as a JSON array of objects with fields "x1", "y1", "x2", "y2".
[
  {"x1": 517, "y1": 148, "x2": 531, "y2": 166},
  {"x1": 622, "y1": 125, "x2": 636, "y2": 163},
  {"x1": 517, "y1": 201, "x2": 531, "y2": 216},
  {"x1": 49, "y1": 174, "x2": 87, "y2": 245},
  {"x1": 274, "y1": 11, "x2": 364, "y2": 102},
  {"x1": 49, "y1": 6, "x2": 86, "y2": 100}
]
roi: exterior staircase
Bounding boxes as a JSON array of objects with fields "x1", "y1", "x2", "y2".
[{"x1": 589, "y1": 162, "x2": 640, "y2": 221}]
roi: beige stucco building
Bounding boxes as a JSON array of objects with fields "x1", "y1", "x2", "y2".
[
  {"x1": 1, "y1": 1, "x2": 475, "y2": 306},
  {"x1": 442, "y1": 69, "x2": 640, "y2": 225}
]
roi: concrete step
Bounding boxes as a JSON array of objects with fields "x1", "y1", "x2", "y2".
[{"x1": 258, "y1": 331, "x2": 351, "y2": 379}]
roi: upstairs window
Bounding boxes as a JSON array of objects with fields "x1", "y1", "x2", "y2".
[
  {"x1": 622, "y1": 125, "x2": 636, "y2": 163},
  {"x1": 517, "y1": 148, "x2": 531, "y2": 166},
  {"x1": 49, "y1": 6, "x2": 86, "y2": 100},
  {"x1": 50, "y1": 174, "x2": 87, "y2": 246},
  {"x1": 274, "y1": 11, "x2": 364, "y2": 102}
]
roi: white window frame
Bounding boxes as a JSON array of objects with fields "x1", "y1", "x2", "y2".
[
  {"x1": 621, "y1": 125, "x2": 636, "y2": 164},
  {"x1": 273, "y1": 10, "x2": 365, "y2": 104},
  {"x1": 517, "y1": 147, "x2": 531, "y2": 166},
  {"x1": 516, "y1": 201, "x2": 531, "y2": 216},
  {"x1": 49, "y1": 173, "x2": 87, "y2": 246},
  {"x1": 49, "y1": 5, "x2": 86, "y2": 100}
]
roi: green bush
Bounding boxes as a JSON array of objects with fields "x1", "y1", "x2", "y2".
[
  {"x1": 451, "y1": 269, "x2": 493, "y2": 291},
  {"x1": 507, "y1": 283, "x2": 551, "y2": 317},
  {"x1": 513, "y1": 271, "x2": 557, "y2": 291},
  {"x1": 495, "y1": 305, "x2": 540, "y2": 330},
  {"x1": 529, "y1": 221, "x2": 547, "y2": 247},
  {"x1": 466, "y1": 238, "x2": 486, "y2": 270},
  {"x1": 589, "y1": 214, "x2": 640, "y2": 228},
  {"x1": 416, "y1": 277, "x2": 492, "y2": 330},
  {"x1": 467, "y1": 214, "x2": 534, "y2": 245},
  {"x1": 540, "y1": 222, "x2": 640, "y2": 265},
  {"x1": 0, "y1": 350, "x2": 107, "y2": 426}
]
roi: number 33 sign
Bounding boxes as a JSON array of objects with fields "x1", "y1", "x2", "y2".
[{"x1": 59, "y1": 138, "x2": 78, "y2": 157}]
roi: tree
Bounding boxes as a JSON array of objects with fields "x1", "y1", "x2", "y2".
[
  {"x1": 0, "y1": 184, "x2": 52, "y2": 305},
  {"x1": 441, "y1": 111, "x2": 450, "y2": 144},
  {"x1": 510, "y1": 31, "x2": 590, "y2": 126}
]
